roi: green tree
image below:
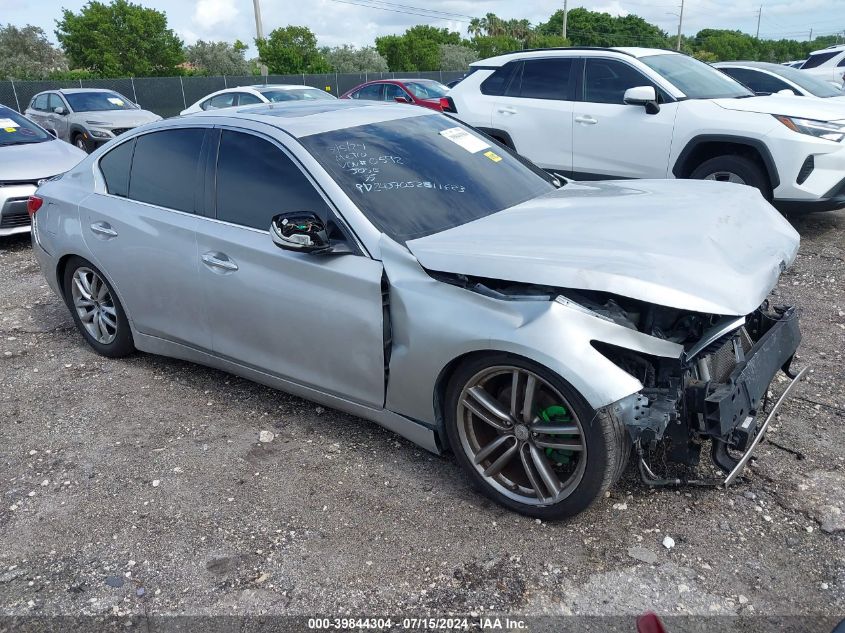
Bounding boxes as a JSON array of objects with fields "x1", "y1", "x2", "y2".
[
  {"x1": 0, "y1": 24, "x2": 67, "y2": 80},
  {"x1": 376, "y1": 25, "x2": 461, "y2": 71},
  {"x1": 469, "y1": 35, "x2": 522, "y2": 59},
  {"x1": 537, "y1": 8, "x2": 668, "y2": 48},
  {"x1": 255, "y1": 26, "x2": 331, "y2": 74},
  {"x1": 55, "y1": 0, "x2": 183, "y2": 76},
  {"x1": 185, "y1": 39, "x2": 250, "y2": 75},
  {"x1": 438, "y1": 44, "x2": 478, "y2": 71},
  {"x1": 322, "y1": 45, "x2": 388, "y2": 72}
]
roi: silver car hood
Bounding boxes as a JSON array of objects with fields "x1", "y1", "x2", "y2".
[
  {"x1": 74, "y1": 109, "x2": 161, "y2": 127},
  {"x1": 0, "y1": 138, "x2": 86, "y2": 181},
  {"x1": 406, "y1": 179, "x2": 800, "y2": 316}
]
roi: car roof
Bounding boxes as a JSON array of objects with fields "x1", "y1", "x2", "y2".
[
  {"x1": 809, "y1": 45, "x2": 845, "y2": 54},
  {"x1": 714, "y1": 61, "x2": 787, "y2": 71},
  {"x1": 183, "y1": 99, "x2": 434, "y2": 138},
  {"x1": 55, "y1": 88, "x2": 124, "y2": 94},
  {"x1": 470, "y1": 46, "x2": 677, "y2": 67}
]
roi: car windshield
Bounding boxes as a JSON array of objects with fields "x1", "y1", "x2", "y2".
[
  {"x1": 259, "y1": 87, "x2": 335, "y2": 102},
  {"x1": 299, "y1": 114, "x2": 557, "y2": 243},
  {"x1": 0, "y1": 108, "x2": 51, "y2": 145},
  {"x1": 404, "y1": 80, "x2": 449, "y2": 99},
  {"x1": 64, "y1": 91, "x2": 136, "y2": 112},
  {"x1": 640, "y1": 53, "x2": 753, "y2": 99},
  {"x1": 759, "y1": 64, "x2": 843, "y2": 97}
]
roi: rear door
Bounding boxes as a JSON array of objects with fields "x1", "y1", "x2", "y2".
[
  {"x1": 80, "y1": 127, "x2": 211, "y2": 349},
  {"x1": 490, "y1": 57, "x2": 577, "y2": 173},
  {"x1": 349, "y1": 84, "x2": 384, "y2": 101},
  {"x1": 27, "y1": 93, "x2": 50, "y2": 128},
  {"x1": 572, "y1": 57, "x2": 678, "y2": 179},
  {"x1": 195, "y1": 128, "x2": 386, "y2": 406}
]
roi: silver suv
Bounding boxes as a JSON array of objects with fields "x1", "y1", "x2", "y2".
[{"x1": 25, "y1": 89, "x2": 161, "y2": 153}]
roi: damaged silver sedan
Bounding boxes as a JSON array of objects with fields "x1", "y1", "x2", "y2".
[{"x1": 31, "y1": 101, "x2": 802, "y2": 519}]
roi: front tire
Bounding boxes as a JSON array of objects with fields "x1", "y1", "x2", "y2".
[
  {"x1": 689, "y1": 155, "x2": 771, "y2": 200},
  {"x1": 444, "y1": 354, "x2": 629, "y2": 520},
  {"x1": 72, "y1": 133, "x2": 92, "y2": 154},
  {"x1": 62, "y1": 257, "x2": 134, "y2": 358}
]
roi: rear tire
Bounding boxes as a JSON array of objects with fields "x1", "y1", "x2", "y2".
[
  {"x1": 689, "y1": 155, "x2": 771, "y2": 200},
  {"x1": 62, "y1": 257, "x2": 134, "y2": 358},
  {"x1": 444, "y1": 353, "x2": 629, "y2": 520}
]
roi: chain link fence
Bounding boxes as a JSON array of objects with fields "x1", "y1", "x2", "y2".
[{"x1": 0, "y1": 71, "x2": 467, "y2": 118}]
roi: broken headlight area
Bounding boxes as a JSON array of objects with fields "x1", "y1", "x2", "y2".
[{"x1": 597, "y1": 301, "x2": 802, "y2": 485}]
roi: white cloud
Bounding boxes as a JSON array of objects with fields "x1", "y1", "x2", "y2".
[{"x1": 192, "y1": 0, "x2": 239, "y2": 32}]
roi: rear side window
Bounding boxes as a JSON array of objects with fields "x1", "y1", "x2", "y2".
[
  {"x1": 33, "y1": 94, "x2": 49, "y2": 111},
  {"x1": 99, "y1": 139, "x2": 136, "y2": 197},
  {"x1": 801, "y1": 51, "x2": 839, "y2": 69},
  {"x1": 129, "y1": 129, "x2": 205, "y2": 213},
  {"x1": 351, "y1": 84, "x2": 383, "y2": 100},
  {"x1": 838, "y1": 57, "x2": 845, "y2": 68},
  {"x1": 480, "y1": 63, "x2": 519, "y2": 96},
  {"x1": 512, "y1": 58, "x2": 574, "y2": 100},
  {"x1": 215, "y1": 130, "x2": 330, "y2": 230},
  {"x1": 237, "y1": 92, "x2": 263, "y2": 105},
  {"x1": 584, "y1": 59, "x2": 654, "y2": 104},
  {"x1": 203, "y1": 93, "x2": 236, "y2": 110}
]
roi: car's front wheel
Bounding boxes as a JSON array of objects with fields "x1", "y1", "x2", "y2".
[
  {"x1": 689, "y1": 155, "x2": 771, "y2": 200},
  {"x1": 72, "y1": 133, "x2": 91, "y2": 153},
  {"x1": 62, "y1": 257, "x2": 134, "y2": 358},
  {"x1": 444, "y1": 354, "x2": 629, "y2": 520}
]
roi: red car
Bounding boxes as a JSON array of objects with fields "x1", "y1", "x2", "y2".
[{"x1": 340, "y1": 79, "x2": 452, "y2": 111}]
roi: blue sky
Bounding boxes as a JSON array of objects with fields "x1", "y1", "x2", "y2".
[{"x1": 1, "y1": 0, "x2": 842, "y2": 55}]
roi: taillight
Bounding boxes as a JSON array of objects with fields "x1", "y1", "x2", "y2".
[
  {"x1": 439, "y1": 97, "x2": 456, "y2": 113},
  {"x1": 27, "y1": 196, "x2": 43, "y2": 217}
]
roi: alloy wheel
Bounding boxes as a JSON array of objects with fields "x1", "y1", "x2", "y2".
[
  {"x1": 456, "y1": 366, "x2": 587, "y2": 506},
  {"x1": 71, "y1": 267, "x2": 118, "y2": 345},
  {"x1": 703, "y1": 171, "x2": 746, "y2": 184}
]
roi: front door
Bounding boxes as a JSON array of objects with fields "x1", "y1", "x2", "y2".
[
  {"x1": 47, "y1": 94, "x2": 70, "y2": 140},
  {"x1": 196, "y1": 128, "x2": 386, "y2": 407},
  {"x1": 572, "y1": 57, "x2": 679, "y2": 179},
  {"x1": 80, "y1": 127, "x2": 211, "y2": 350}
]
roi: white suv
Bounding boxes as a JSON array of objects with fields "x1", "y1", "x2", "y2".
[
  {"x1": 798, "y1": 45, "x2": 845, "y2": 87},
  {"x1": 446, "y1": 47, "x2": 845, "y2": 212}
]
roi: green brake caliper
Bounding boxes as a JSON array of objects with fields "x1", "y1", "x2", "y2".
[{"x1": 537, "y1": 405, "x2": 577, "y2": 465}]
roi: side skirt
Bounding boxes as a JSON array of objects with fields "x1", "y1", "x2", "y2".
[{"x1": 134, "y1": 332, "x2": 442, "y2": 454}]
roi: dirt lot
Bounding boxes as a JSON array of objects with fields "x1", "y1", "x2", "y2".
[{"x1": 0, "y1": 209, "x2": 843, "y2": 629}]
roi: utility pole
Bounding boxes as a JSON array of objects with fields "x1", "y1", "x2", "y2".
[
  {"x1": 755, "y1": 5, "x2": 762, "y2": 39},
  {"x1": 808, "y1": 28, "x2": 812, "y2": 41},
  {"x1": 252, "y1": 0, "x2": 264, "y2": 40},
  {"x1": 675, "y1": 0, "x2": 684, "y2": 51},
  {"x1": 562, "y1": 0, "x2": 568, "y2": 40}
]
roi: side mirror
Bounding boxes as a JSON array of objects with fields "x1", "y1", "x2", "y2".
[
  {"x1": 53, "y1": 106, "x2": 67, "y2": 115},
  {"x1": 271, "y1": 212, "x2": 332, "y2": 254},
  {"x1": 623, "y1": 85, "x2": 660, "y2": 114},
  {"x1": 394, "y1": 96, "x2": 413, "y2": 104}
]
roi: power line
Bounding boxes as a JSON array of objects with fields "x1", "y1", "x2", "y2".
[{"x1": 326, "y1": 0, "x2": 472, "y2": 22}]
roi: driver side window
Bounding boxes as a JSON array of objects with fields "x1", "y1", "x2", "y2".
[
  {"x1": 584, "y1": 59, "x2": 656, "y2": 105},
  {"x1": 215, "y1": 130, "x2": 331, "y2": 231}
]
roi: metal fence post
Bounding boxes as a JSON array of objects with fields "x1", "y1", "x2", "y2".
[
  {"x1": 302, "y1": 73, "x2": 305, "y2": 86},
  {"x1": 179, "y1": 76, "x2": 187, "y2": 109},
  {"x1": 79, "y1": 79, "x2": 83, "y2": 88},
  {"x1": 335, "y1": 72, "x2": 338, "y2": 95},
  {"x1": 10, "y1": 79, "x2": 20, "y2": 112},
  {"x1": 130, "y1": 76, "x2": 138, "y2": 103},
  {"x1": 223, "y1": 75, "x2": 228, "y2": 88}
]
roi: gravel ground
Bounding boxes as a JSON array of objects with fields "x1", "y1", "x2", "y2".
[{"x1": 0, "y1": 209, "x2": 843, "y2": 629}]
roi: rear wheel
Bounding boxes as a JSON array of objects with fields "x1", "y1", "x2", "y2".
[
  {"x1": 689, "y1": 155, "x2": 771, "y2": 200},
  {"x1": 444, "y1": 354, "x2": 629, "y2": 520},
  {"x1": 62, "y1": 257, "x2": 134, "y2": 358}
]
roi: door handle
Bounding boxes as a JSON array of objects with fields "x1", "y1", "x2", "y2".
[
  {"x1": 89, "y1": 221, "x2": 118, "y2": 239},
  {"x1": 497, "y1": 107, "x2": 517, "y2": 115},
  {"x1": 201, "y1": 252, "x2": 239, "y2": 272},
  {"x1": 575, "y1": 115, "x2": 598, "y2": 125}
]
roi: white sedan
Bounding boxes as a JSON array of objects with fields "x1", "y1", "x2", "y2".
[{"x1": 180, "y1": 84, "x2": 335, "y2": 115}]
